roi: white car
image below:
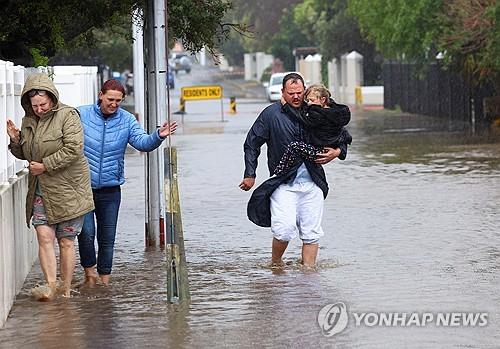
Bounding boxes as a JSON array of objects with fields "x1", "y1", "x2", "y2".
[
  {"x1": 169, "y1": 52, "x2": 192, "y2": 73},
  {"x1": 265, "y1": 72, "x2": 304, "y2": 102}
]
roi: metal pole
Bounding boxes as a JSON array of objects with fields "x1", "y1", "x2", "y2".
[
  {"x1": 144, "y1": 1, "x2": 154, "y2": 245},
  {"x1": 132, "y1": 10, "x2": 145, "y2": 130},
  {"x1": 221, "y1": 98, "x2": 224, "y2": 122},
  {"x1": 145, "y1": 0, "x2": 165, "y2": 246},
  {"x1": 154, "y1": 0, "x2": 168, "y2": 246},
  {"x1": 164, "y1": 0, "x2": 190, "y2": 304}
]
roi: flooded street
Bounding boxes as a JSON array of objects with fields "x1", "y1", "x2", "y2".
[{"x1": 1, "y1": 69, "x2": 500, "y2": 348}]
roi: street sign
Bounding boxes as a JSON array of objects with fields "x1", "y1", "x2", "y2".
[{"x1": 181, "y1": 85, "x2": 222, "y2": 101}]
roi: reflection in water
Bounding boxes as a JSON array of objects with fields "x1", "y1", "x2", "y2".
[{"x1": 1, "y1": 106, "x2": 499, "y2": 348}]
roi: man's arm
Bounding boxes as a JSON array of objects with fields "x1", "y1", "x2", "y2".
[{"x1": 239, "y1": 112, "x2": 268, "y2": 191}]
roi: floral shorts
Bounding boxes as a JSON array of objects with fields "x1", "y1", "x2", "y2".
[{"x1": 32, "y1": 196, "x2": 84, "y2": 240}]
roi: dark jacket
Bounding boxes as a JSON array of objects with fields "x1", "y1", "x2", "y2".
[
  {"x1": 244, "y1": 102, "x2": 348, "y2": 227},
  {"x1": 283, "y1": 98, "x2": 352, "y2": 148}
]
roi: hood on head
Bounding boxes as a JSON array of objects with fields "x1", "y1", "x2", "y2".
[{"x1": 21, "y1": 73, "x2": 59, "y2": 116}]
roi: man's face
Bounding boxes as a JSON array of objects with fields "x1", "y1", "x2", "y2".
[{"x1": 282, "y1": 79, "x2": 305, "y2": 108}]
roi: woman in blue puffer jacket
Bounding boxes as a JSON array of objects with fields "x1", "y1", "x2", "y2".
[{"x1": 78, "y1": 79, "x2": 177, "y2": 286}]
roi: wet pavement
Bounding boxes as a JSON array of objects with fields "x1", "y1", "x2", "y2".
[{"x1": 1, "y1": 65, "x2": 500, "y2": 348}]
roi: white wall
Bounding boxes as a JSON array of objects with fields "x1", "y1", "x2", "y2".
[
  {"x1": 244, "y1": 52, "x2": 273, "y2": 81},
  {"x1": 0, "y1": 62, "x2": 98, "y2": 327},
  {"x1": 51, "y1": 66, "x2": 98, "y2": 107},
  {"x1": 24, "y1": 66, "x2": 98, "y2": 108},
  {"x1": 327, "y1": 51, "x2": 384, "y2": 106},
  {"x1": 361, "y1": 86, "x2": 384, "y2": 105},
  {"x1": 244, "y1": 53, "x2": 254, "y2": 81},
  {"x1": 299, "y1": 54, "x2": 322, "y2": 85},
  {"x1": 0, "y1": 173, "x2": 37, "y2": 328},
  {"x1": 0, "y1": 61, "x2": 25, "y2": 185}
]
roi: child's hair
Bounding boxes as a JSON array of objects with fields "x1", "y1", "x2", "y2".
[{"x1": 304, "y1": 84, "x2": 331, "y2": 101}]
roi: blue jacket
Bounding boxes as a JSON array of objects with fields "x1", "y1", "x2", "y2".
[{"x1": 78, "y1": 103, "x2": 164, "y2": 189}]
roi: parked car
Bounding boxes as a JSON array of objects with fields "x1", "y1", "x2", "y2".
[
  {"x1": 169, "y1": 52, "x2": 192, "y2": 74},
  {"x1": 125, "y1": 72, "x2": 134, "y2": 94},
  {"x1": 264, "y1": 72, "x2": 304, "y2": 102},
  {"x1": 167, "y1": 68, "x2": 175, "y2": 89}
]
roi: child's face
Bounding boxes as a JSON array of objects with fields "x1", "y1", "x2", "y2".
[{"x1": 306, "y1": 93, "x2": 326, "y2": 107}]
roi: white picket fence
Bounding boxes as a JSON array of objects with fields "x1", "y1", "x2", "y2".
[
  {"x1": 0, "y1": 61, "x2": 25, "y2": 184},
  {"x1": 0, "y1": 63, "x2": 98, "y2": 185},
  {"x1": 0, "y1": 61, "x2": 98, "y2": 327}
]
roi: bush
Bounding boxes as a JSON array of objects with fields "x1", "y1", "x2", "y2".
[{"x1": 260, "y1": 66, "x2": 272, "y2": 83}]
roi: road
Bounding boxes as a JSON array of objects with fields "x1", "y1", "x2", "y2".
[{"x1": 1, "y1": 63, "x2": 500, "y2": 348}]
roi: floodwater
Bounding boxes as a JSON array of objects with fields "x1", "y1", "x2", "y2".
[{"x1": 1, "y1": 99, "x2": 499, "y2": 348}]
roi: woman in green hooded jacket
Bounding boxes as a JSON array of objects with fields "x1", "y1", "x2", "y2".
[{"x1": 6, "y1": 73, "x2": 94, "y2": 300}]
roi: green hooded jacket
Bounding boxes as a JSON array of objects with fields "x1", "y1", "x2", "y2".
[{"x1": 9, "y1": 73, "x2": 94, "y2": 227}]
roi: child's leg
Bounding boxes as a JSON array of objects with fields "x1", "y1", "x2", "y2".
[
  {"x1": 289, "y1": 141, "x2": 322, "y2": 162},
  {"x1": 274, "y1": 144, "x2": 299, "y2": 175},
  {"x1": 274, "y1": 141, "x2": 322, "y2": 176}
]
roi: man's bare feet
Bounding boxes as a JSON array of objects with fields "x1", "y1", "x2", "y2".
[{"x1": 270, "y1": 259, "x2": 285, "y2": 268}]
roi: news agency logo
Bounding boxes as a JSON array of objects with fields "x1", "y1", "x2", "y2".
[
  {"x1": 317, "y1": 302, "x2": 349, "y2": 337},
  {"x1": 318, "y1": 302, "x2": 488, "y2": 337}
]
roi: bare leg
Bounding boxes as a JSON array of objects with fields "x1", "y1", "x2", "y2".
[
  {"x1": 271, "y1": 238, "x2": 289, "y2": 266},
  {"x1": 58, "y1": 237, "x2": 76, "y2": 297},
  {"x1": 36, "y1": 225, "x2": 57, "y2": 283},
  {"x1": 83, "y1": 266, "x2": 99, "y2": 287},
  {"x1": 34, "y1": 225, "x2": 58, "y2": 300},
  {"x1": 99, "y1": 274, "x2": 110, "y2": 286},
  {"x1": 301, "y1": 243, "x2": 319, "y2": 267}
]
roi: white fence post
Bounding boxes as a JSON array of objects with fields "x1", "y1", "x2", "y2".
[
  {"x1": 300, "y1": 54, "x2": 322, "y2": 85},
  {"x1": 1, "y1": 64, "x2": 98, "y2": 186},
  {"x1": 0, "y1": 60, "x2": 7, "y2": 184},
  {"x1": 0, "y1": 60, "x2": 26, "y2": 185},
  {"x1": 244, "y1": 53, "x2": 255, "y2": 81},
  {"x1": 12, "y1": 65, "x2": 25, "y2": 175},
  {"x1": 345, "y1": 51, "x2": 363, "y2": 105},
  {"x1": 244, "y1": 52, "x2": 273, "y2": 81}
]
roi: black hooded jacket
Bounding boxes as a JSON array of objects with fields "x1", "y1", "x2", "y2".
[
  {"x1": 243, "y1": 102, "x2": 349, "y2": 227},
  {"x1": 282, "y1": 98, "x2": 352, "y2": 148}
]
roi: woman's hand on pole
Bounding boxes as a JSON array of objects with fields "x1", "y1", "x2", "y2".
[{"x1": 159, "y1": 121, "x2": 178, "y2": 138}]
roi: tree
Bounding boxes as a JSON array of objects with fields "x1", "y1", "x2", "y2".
[
  {"x1": 292, "y1": 0, "x2": 382, "y2": 84},
  {"x1": 269, "y1": 8, "x2": 310, "y2": 71},
  {"x1": 49, "y1": 15, "x2": 133, "y2": 72},
  {"x1": 348, "y1": 0, "x2": 499, "y2": 90},
  {"x1": 219, "y1": 30, "x2": 246, "y2": 66},
  {"x1": 438, "y1": 0, "x2": 500, "y2": 89},
  {"x1": 349, "y1": 0, "x2": 442, "y2": 61},
  {"x1": 229, "y1": 0, "x2": 303, "y2": 53},
  {"x1": 0, "y1": 0, "x2": 238, "y2": 67}
]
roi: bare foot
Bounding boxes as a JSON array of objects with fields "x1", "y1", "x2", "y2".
[
  {"x1": 270, "y1": 260, "x2": 285, "y2": 268},
  {"x1": 31, "y1": 283, "x2": 57, "y2": 301},
  {"x1": 81, "y1": 269, "x2": 101, "y2": 288},
  {"x1": 99, "y1": 274, "x2": 110, "y2": 286}
]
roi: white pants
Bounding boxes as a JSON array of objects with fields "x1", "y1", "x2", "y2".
[{"x1": 270, "y1": 181, "x2": 324, "y2": 244}]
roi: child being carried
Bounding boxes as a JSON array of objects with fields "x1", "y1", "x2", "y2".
[{"x1": 274, "y1": 84, "x2": 352, "y2": 176}]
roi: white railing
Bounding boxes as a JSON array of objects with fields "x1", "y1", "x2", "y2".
[
  {"x1": 0, "y1": 60, "x2": 26, "y2": 185},
  {"x1": 25, "y1": 65, "x2": 98, "y2": 107},
  {"x1": 1, "y1": 64, "x2": 99, "y2": 185}
]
